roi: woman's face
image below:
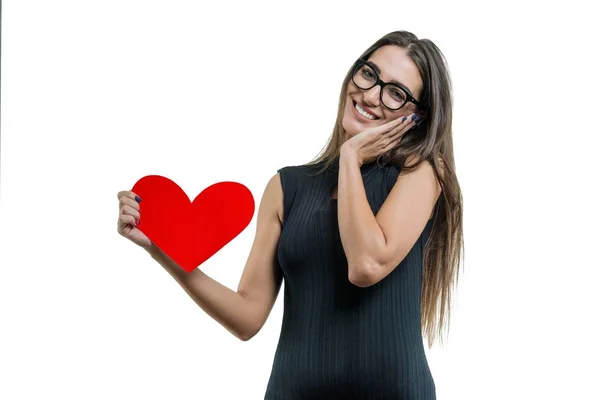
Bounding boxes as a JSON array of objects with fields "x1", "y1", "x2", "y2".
[{"x1": 341, "y1": 45, "x2": 424, "y2": 140}]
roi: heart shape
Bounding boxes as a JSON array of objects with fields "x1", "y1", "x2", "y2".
[{"x1": 131, "y1": 175, "x2": 255, "y2": 273}]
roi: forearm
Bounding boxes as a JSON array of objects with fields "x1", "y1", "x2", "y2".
[
  {"x1": 337, "y1": 148, "x2": 386, "y2": 282},
  {"x1": 146, "y1": 244, "x2": 256, "y2": 341}
]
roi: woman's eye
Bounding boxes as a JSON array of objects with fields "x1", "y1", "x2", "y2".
[
  {"x1": 390, "y1": 89, "x2": 405, "y2": 101},
  {"x1": 362, "y1": 70, "x2": 375, "y2": 79}
]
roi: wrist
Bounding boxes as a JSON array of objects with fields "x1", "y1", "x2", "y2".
[
  {"x1": 340, "y1": 144, "x2": 362, "y2": 167},
  {"x1": 146, "y1": 242, "x2": 161, "y2": 258}
]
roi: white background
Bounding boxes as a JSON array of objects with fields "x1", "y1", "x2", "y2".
[{"x1": 1, "y1": 1, "x2": 599, "y2": 399}]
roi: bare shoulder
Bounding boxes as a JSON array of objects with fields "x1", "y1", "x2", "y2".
[
  {"x1": 397, "y1": 154, "x2": 444, "y2": 203},
  {"x1": 263, "y1": 172, "x2": 284, "y2": 226},
  {"x1": 401, "y1": 153, "x2": 445, "y2": 178}
]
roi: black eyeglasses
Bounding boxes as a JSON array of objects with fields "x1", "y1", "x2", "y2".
[{"x1": 352, "y1": 59, "x2": 422, "y2": 111}]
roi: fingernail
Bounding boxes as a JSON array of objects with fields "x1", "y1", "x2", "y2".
[
  {"x1": 411, "y1": 114, "x2": 419, "y2": 122},
  {"x1": 402, "y1": 116, "x2": 407, "y2": 122},
  {"x1": 135, "y1": 196, "x2": 142, "y2": 203}
]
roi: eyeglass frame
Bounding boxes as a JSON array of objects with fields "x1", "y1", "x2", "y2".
[{"x1": 351, "y1": 58, "x2": 423, "y2": 111}]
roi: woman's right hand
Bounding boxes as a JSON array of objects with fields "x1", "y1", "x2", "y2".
[{"x1": 117, "y1": 190, "x2": 153, "y2": 251}]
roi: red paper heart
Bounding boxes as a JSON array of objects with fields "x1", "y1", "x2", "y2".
[{"x1": 131, "y1": 175, "x2": 255, "y2": 273}]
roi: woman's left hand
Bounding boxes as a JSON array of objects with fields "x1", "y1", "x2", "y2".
[{"x1": 341, "y1": 113, "x2": 422, "y2": 165}]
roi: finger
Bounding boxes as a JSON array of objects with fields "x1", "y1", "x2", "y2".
[
  {"x1": 380, "y1": 129, "x2": 405, "y2": 153},
  {"x1": 121, "y1": 204, "x2": 141, "y2": 222},
  {"x1": 119, "y1": 195, "x2": 140, "y2": 212},
  {"x1": 379, "y1": 133, "x2": 401, "y2": 151},
  {"x1": 118, "y1": 190, "x2": 142, "y2": 204},
  {"x1": 383, "y1": 114, "x2": 414, "y2": 140},
  {"x1": 118, "y1": 214, "x2": 137, "y2": 233},
  {"x1": 386, "y1": 114, "x2": 418, "y2": 138},
  {"x1": 378, "y1": 125, "x2": 406, "y2": 150},
  {"x1": 378, "y1": 117, "x2": 417, "y2": 148},
  {"x1": 369, "y1": 114, "x2": 407, "y2": 136}
]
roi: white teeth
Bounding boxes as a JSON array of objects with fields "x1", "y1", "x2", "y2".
[{"x1": 354, "y1": 102, "x2": 376, "y2": 120}]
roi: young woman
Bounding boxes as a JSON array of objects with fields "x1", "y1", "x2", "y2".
[{"x1": 117, "y1": 30, "x2": 464, "y2": 400}]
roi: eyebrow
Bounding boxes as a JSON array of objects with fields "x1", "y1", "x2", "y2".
[{"x1": 366, "y1": 60, "x2": 415, "y2": 97}]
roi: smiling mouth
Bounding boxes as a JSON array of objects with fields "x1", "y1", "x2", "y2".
[{"x1": 352, "y1": 100, "x2": 378, "y2": 120}]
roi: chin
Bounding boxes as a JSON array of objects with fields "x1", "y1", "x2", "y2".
[{"x1": 341, "y1": 120, "x2": 358, "y2": 140}]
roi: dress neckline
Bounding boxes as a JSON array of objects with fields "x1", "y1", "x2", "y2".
[
  {"x1": 327, "y1": 155, "x2": 380, "y2": 176},
  {"x1": 326, "y1": 156, "x2": 382, "y2": 205}
]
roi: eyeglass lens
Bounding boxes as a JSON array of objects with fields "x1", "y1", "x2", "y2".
[{"x1": 353, "y1": 63, "x2": 407, "y2": 110}]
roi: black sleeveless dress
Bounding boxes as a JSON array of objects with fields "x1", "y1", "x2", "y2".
[{"x1": 264, "y1": 156, "x2": 436, "y2": 400}]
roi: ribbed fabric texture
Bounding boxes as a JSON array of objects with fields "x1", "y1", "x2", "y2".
[{"x1": 264, "y1": 157, "x2": 436, "y2": 400}]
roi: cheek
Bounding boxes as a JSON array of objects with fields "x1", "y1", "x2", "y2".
[
  {"x1": 343, "y1": 97, "x2": 355, "y2": 119},
  {"x1": 341, "y1": 102, "x2": 359, "y2": 133},
  {"x1": 391, "y1": 109, "x2": 412, "y2": 120}
]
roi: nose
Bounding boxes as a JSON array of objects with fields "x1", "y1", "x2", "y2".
[{"x1": 363, "y1": 84, "x2": 381, "y2": 107}]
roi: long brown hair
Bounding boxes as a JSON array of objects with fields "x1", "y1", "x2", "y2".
[{"x1": 304, "y1": 30, "x2": 464, "y2": 349}]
